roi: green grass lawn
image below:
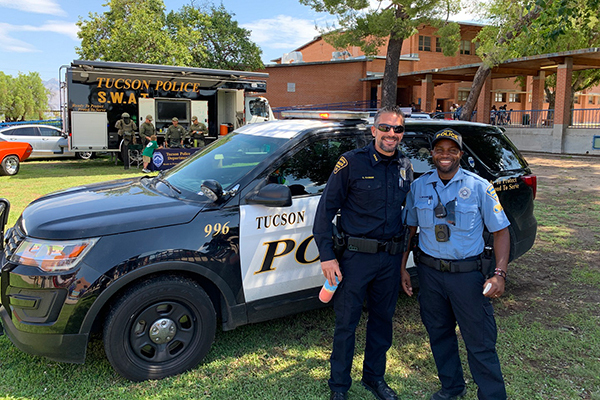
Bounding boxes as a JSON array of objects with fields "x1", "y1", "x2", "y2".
[{"x1": 0, "y1": 156, "x2": 598, "y2": 399}]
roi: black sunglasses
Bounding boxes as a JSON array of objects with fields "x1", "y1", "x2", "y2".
[{"x1": 376, "y1": 124, "x2": 405, "y2": 133}]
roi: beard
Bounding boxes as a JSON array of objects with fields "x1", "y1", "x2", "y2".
[{"x1": 375, "y1": 135, "x2": 399, "y2": 154}]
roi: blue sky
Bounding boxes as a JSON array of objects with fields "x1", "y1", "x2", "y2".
[
  {"x1": 0, "y1": 0, "x2": 332, "y2": 81},
  {"x1": 0, "y1": 0, "x2": 476, "y2": 82}
]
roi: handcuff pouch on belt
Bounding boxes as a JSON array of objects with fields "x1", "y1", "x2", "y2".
[
  {"x1": 345, "y1": 233, "x2": 404, "y2": 255},
  {"x1": 332, "y1": 223, "x2": 346, "y2": 260}
]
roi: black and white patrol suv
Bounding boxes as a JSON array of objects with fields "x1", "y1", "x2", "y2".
[{"x1": 0, "y1": 112, "x2": 537, "y2": 381}]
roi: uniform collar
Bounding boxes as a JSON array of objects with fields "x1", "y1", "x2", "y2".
[
  {"x1": 426, "y1": 167, "x2": 466, "y2": 186},
  {"x1": 367, "y1": 141, "x2": 401, "y2": 166}
]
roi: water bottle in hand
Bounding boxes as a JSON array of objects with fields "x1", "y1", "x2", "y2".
[{"x1": 319, "y1": 277, "x2": 340, "y2": 303}]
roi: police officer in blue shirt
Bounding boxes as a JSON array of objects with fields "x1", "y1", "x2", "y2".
[
  {"x1": 313, "y1": 106, "x2": 413, "y2": 400},
  {"x1": 401, "y1": 128, "x2": 510, "y2": 400}
]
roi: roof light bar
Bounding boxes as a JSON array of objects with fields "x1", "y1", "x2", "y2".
[{"x1": 280, "y1": 110, "x2": 370, "y2": 120}]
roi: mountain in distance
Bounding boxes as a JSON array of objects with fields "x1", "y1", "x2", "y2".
[{"x1": 44, "y1": 78, "x2": 60, "y2": 112}]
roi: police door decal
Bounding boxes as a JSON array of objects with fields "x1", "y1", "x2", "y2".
[{"x1": 240, "y1": 196, "x2": 322, "y2": 302}]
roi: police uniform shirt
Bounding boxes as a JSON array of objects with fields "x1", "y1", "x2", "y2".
[
  {"x1": 313, "y1": 141, "x2": 413, "y2": 262},
  {"x1": 188, "y1": 122, "x2": 207, "y2": 137},
  {"x1": 405, "y1": 168, "x2": 510, "y2": 260},
  {"x1": 166, "y1": 124, "x2": 185, "y2": 141},
  {"x1": 139, "y1": 122, "x2": 155, "y2": 140}
]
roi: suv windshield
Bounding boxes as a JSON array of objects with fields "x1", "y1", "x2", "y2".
[{"x1": 162, "y1": 133, "x2": 287, "y2": 197}]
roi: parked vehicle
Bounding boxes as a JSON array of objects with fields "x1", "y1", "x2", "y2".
[
  {"x1": 60, "y1": 60, "x2": 275, "y2": 153},
  {"x1": 0, "y1": 113, "x2": 536, "y2": 381},
  {"x1": 0, "y1": 125, "x2": 92, "y2": 160},
  {"x1": 0, "y1": 142, "x2": 33, "y2": 175}
]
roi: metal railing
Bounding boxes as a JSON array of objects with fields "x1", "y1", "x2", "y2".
[
  {"x1": 491, "y1": 109, "x2": 554, "y2": 128},
  {"x1": 570, "y1": 108, "x2": 600, "y2": 128},
  {"x1": 0, "y1": 119, "x2": 62, "y2": 129}
]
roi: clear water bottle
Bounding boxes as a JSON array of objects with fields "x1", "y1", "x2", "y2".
[{"x1": 319, "y1": 277, "x2": 340, "y2": 303}]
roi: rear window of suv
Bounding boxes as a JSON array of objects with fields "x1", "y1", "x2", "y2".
[{"x1": 404, "y1": 124, "x2": 528, "y2": 174}]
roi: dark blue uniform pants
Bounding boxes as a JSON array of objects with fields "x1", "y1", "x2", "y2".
[
  {"x1": 329, "y1": 250, "x2": 402, "y2": 393},
  {"x1": 416, "y1": 263, "x2": 506, "y2": 400}
]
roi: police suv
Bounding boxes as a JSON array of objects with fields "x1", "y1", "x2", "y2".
[{"x1": 0, "y1": 112, "x2": 537, "y2": 381}]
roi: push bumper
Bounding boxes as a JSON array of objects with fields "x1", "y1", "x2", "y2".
[{"x1": 0, "y1": 305, "x2": 88, "y2": 363}]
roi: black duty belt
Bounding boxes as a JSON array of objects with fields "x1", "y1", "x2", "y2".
[
  {"x1": 417, "y1": 249, "x2": 481, "y2": 273},
  {"x1": 346, "y1": 235, "x2": 403, "y2": 255}
]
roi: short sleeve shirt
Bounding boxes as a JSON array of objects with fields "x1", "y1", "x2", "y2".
[{"x1": 405, "y1": 168, "x2": 510, "y2": 260}]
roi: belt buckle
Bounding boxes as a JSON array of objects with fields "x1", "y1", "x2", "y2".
[{"x1": 439, "y1": 259, "x2": 451, "y2": 272}]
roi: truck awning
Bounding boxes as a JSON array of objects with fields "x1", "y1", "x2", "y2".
[{"x1": 69, "y1": 60, "x2": 268, "y2": 92}]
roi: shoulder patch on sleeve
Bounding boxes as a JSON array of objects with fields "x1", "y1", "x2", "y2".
[
  {"x1": 486, "y1": 184, "x2": 499, "y2": 202},
  {"x1": 494, "y1": 204, "x2": 504, "y2": 213},
  {"x1": 333, "y1": 156, "x2": 348, "y2": 174}
]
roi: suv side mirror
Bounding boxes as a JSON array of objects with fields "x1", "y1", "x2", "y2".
[{"x1": 246, "y1": 183, "x2": 292, "y2": 207}]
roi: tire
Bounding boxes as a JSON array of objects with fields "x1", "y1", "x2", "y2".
[
  {"x1": 0, "y1": 155, "x2": 20, "y2": 176},
  {"x1": 76, "y1": 151, "x2": 94, "y2": 160},
  {"x1": 103, "y1": 276, "x2": 216, "y2": 381}
]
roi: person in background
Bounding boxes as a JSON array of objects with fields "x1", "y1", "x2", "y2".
[
  {"x1": 139, "y1": 115, "x2": 155, "y2": 147},
  {"x1": 313, "y1": 106, "x2": 413, "y2": 400},
  {"x1": 142, "y1": 134, "x2": 162, "y2": 173},
  {"x1": 165, "y1": 117, "x2": 185, "y2": 148},
  {"x1": 401, "y1": 128, "x2": 510, "y2": 400},
  {"x1": 187, "y1": 116, "x2": 208, "y2": 147},
  {"x1": 115, "y1": 112, "x2": 137, "y2": 170}
]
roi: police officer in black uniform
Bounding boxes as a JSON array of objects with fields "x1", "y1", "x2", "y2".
[{"x1": 313, "y1": 106, "x2": 413, "y2": 400}]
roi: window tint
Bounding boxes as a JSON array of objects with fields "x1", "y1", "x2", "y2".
[
  {"x1": 12, "y1": 127, "x2": 39, "y2": 136},
  {"x1": 400, "y1": 136, "x2": 435, "y2": 176},
  {"x1": 273, "y1": 136, "x2": 363, "y2": 196},
  {"x1": 39, "y1": 127, "x2": 62, "y2": 137},
  {"x1": 463, "y1": 134, "x2": 528, "y2": 172}
]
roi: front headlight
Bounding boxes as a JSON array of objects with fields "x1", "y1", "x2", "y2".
[{"x1": 10, "y1": 237, "x2": 98, "y2": 272}]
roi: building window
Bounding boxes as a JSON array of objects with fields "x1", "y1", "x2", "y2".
[
  {"x1": 287, "y1": 83, "x2": 296, "y2": 93},
  {"x1": 435, "y1": 37, "x2": 442, "y2": 52},
  {"x1": 528, "y1": 94, "x2": 532, "y2": 103},
  {"x1": 509, "y1": 93, "x2": 521, "y2": 102},
  {"x1": 460, "y1": 40, "x2": 471, "y2": 55},
  {"x1": 588, "y1": 96, "x2": 595, "y2": 105},
  {"x1": 458, "y1": 91, "x2": 469, "y2": 101},
  {"x1": 474, "y1": 41, "x2": 480, "y2": 52},
  {"x1": 574, "y1": 95, "x2": 580, "y2": 104},
  {"x1": 419, "y1": 36, "x2": 431, "y2": 52},
  {"x1": 495, "y1": 92, "x2": 506, "y2": 102}
]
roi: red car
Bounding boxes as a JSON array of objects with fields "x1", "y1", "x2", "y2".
[{"x1": 0, "y1": 141, "x2": 33, "y2": 176}]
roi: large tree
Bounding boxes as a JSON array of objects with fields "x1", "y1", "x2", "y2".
[
  {"x1": 167, "y1": 5, "x2": 263, "y2": 70},
  {"x1": 299, "y1": 0, "x2": 461, "y2": 107},
  {"x1": 76, "y1": 0, "x2": 263, "y2": 70},
  {"x1": 459, "y1": 0, "x2": 600, "y2": 120},
  {"x1": 0, "y1": 72, "x2": 49, "y2": 121}
]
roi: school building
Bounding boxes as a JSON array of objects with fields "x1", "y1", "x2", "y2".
[{"x1": 258, "y1": 23, "x2": 600, "y2": 155}]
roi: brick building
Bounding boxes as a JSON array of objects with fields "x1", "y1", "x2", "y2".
[{"x1": 259, "y1": 22, "x2": 600, "y2": 115}]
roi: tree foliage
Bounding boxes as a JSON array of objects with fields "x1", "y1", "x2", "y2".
[
  {"x1": 460, "y1": 0, "x2": 600, "y2": 119},
  {"x1": 76, "y1": 0, "x2": 263, "y2": 70},
  {"x1": 299, "y1": 0, "x2": 462, "y2": 107},
  {"x1": 0, "y1": 72, "x2": 49, "y2": 122}
]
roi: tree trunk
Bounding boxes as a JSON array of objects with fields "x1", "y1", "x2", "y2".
[
  {"x1": 460, "y1": 64, "x2": 491, "y2": 120},
  {"x1": 381, "y1": 36, "x2": 403, "y2": 108},
  {"x1": 459, "y1": 2, "x2": 547, "y2": 120},
  {"x1": 380, "y1": 5, "x2": 407, "y2": 108}
]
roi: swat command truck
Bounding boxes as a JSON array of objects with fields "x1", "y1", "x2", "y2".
[
  {"x1": 60, "y1": 60, "x2": 274, "y2": 153},
  {"x1": 0, "y1": 113, "x2": 537, "y2": 381}
]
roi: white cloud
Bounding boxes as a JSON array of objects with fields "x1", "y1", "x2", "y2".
[
  {"x1": 0, "y1": 20, "x2": 78, "y2": 53},
  {"x1": 243, "y1": 15, "x2": 322, "y2": 52},
  {"x1": 0, "y1": 23, "x2": 38, "y2": 52},
  {"x1": 0, "y1": 0, "x2": 66, "y2": 16}
]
